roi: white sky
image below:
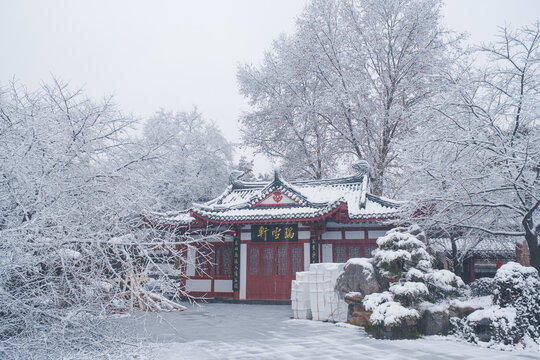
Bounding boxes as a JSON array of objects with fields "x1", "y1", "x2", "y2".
[{"x1": 1, "y1": 0, "x2": 539, "y2": 174}]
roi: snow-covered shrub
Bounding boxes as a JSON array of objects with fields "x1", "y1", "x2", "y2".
[
  {"x1": 364, "y1": 291, "x2": 420, "y2": 330},
  {"x1": 424, "y1": 269, "x2": 466, "y2": 300},
  {"x1": 363, "y1": 291, "x2": 394, "y2": 310},
  {"x1": 389, "y1": 282, "x2": 429, "y2": 307},
  {"x1": 368, "y1": 300, "x2": 420, "y2": 327},
  {"x1": 456, "y1": 262, "x2": 540, "y2": 348},
  {"x1": 362, "y1": 225, "x2": 466, "y2": 338},
  {"x1": 458, "y1": 306, "x2": 520, "y2": 347},
  {"x1": 492, "y1": 262, "x2": 540, "y2": 342},
  {"x1": 373, "y1": 225, "x2": 432, "y2": 281},
  {"x1": 470, "y1": 278, "x2": 493, "y2": 297}
]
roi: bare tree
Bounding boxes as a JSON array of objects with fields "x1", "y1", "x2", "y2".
[
  {"x1": 0, "y1": 80, "x2": 219, "y2": 357},
  {"x1": 141, "y1": 108, "x2": 233, "y2": 210},
  {"x1": 238, "y1": 0, "x2": 460, "y2": 193},
  {"x1": 238, "y1": 33, "x2": 343, "y2": 180},
  {"x1": 402, "y1": 22, "x2": 540, "y2": 270}
]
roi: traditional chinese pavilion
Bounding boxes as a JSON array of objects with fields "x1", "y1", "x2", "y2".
[{"x1": 145, "y1": 162, "x2": 401, "y2": 302}]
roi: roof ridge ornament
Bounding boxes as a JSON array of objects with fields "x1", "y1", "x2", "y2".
[
  {"x1": 352, "y1": 160, "x2": 370, "y2": 178},
  {"x1": 229, "y1": 170, "x2": 245, "y2": 187},
  {"x1": 273, "y1": 167, "x2": 282, "y2": 183}
]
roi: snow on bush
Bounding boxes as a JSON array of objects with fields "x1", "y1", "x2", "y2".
[
  {"x1": 373, "y1": 227, "x2": 433, "y2": 281},
  {"x1": 389, "y1": 282, "x2": 429, "y2": 306},
  {"x1": 369, "y1": 300, "x2": 420, "y2": 327},
  {"x1": 492, "y1": 262, "x2": 540, "y2": 343},
  {"x1": 363, "y1": 291, "x2": 394, "y2": 311},
  {"x1": 456, "y1": 262, "x2": 540, "y2": 348},
  {"x1": 364, "y1": 291, "x2": 420, "y2": 326},
  {"x1": 362, "y1": 225, "x2": 467, "y2": 336},
  {"x1": 457, "y1": 306, "x2": 520, "y2": 347},
  {"x1": 470, "y1": 278, "x2": 493, "y2": 297},
  {"x1": 424, "y1": 269, "x2": 465, "y2": 300}
]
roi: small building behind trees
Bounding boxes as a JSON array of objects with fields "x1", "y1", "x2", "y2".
[{"x1": 145, "y1": 163, "x2": 401, "y2": 301}]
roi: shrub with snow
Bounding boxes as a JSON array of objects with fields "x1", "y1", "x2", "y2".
[
  {"x1": 368, "y1": 300, "x2": 420, "y2": 327},
  {"x1": 373, "y1": 225, "x2": 432, "y2": 281},
  {"x1": 361, "y1": 225, "x2": 465, "y2": 338},
  {"x1": 389, "y1": 282, "x2": 429, "y2": 307},
  {"x1": 456, "y1": 262, "x2": 540, "y2": 348},
  {"x1": 424, "y1": 269, "x2": 465, "y2": 300},
  {"x1": 492, "y1": 262, "x2": 540, "y2": 342},
  {"x1": 470, "y1": 278, "x2": 493, "y2": 297},
  {"x1": 458, "y1": 306, "x2": 520, "y2": 346}
]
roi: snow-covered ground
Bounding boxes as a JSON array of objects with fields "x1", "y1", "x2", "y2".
[{"x1": 121, "y1": 303, "x2": 538, "y2": 359}]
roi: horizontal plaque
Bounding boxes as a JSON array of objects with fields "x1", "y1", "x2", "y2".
[{"x1": 251, "y1": 224, "x2": 298, "y2": 242}]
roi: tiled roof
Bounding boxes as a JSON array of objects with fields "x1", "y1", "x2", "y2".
[
  {"x1": 146, "y1": 165, "x2": 401, "y2": 226},
  {"x1": 145, "y1": 166, "x2": 402, "y2": 226},
  {"x1": 429, "y1": 238, "x2": 517, "y2": 258},
  {"x1": 145, "y1": 210, "x2": 195, "y2": 226}
]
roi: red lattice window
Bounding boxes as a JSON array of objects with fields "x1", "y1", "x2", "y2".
[
  {"x1": 207, "y1": 245, "x2": 233, "y2": 276},
  {"x1": 291, "y1": 246, "x2": 303, "y2": 274},
  {"x1": 249, "y1": 247, "x2": 259, "y2": 275},
  {"x1": 222, "y1": 247, "x2": 233, "y2": 275},
  {"x1": 364, "y1": 245, "x2": 377, "y2": 258},
  {"x1": 334, "y1": 246, "x2": 347, "y2": 263},
  {"x1": 277, "y1": 247, "x2": 288, "y2": 275},
  {"x1": 196, "y1": 247, "x2": 209, "y2": 276},
  {"x1": 349, "y1": 246, "x2": 362, "y2": 259},
  {"x1": 263, "y1": 247, "x2": 274, "y2": 275}
]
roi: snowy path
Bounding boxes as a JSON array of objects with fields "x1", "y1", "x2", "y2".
[{"x1": 127, "y1": 303, "x2": 538, "y2": 360}]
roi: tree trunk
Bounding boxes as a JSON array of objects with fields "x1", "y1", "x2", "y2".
[
  {"x1": 450, "y1": 236, "x2": 463, "y2": 278},
  {"x1": 522, "y1": 200, "x2": 540, "y2": 272},
  {"x1": 525, "y1": 232, "x2": 540, "y2": 271}
]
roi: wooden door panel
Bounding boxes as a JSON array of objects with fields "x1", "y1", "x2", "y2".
[{"x1": 246, "y1": 243, "x2": 303, "y2": 301}]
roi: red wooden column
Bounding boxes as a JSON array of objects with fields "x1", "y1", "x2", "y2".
[
  {"x1": 232, "y1": 225, "x2": 241, "y2": 300},
  {"x1": 175, "y1": 229, "x2": 187, "y2": 296}
]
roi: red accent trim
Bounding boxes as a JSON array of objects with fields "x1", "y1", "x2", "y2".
[
  {"x1": 255, "y1": 202, "x2": 299, "y2": 207},
  {"x1": 251, "y1": 189, "x2": 301, "y2": 208},
  {"x1": 190, "y1": 203, "x2": 351, "y2": 226}
]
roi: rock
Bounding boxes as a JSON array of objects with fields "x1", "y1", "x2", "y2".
[
  {"x1": 448, "y1": 305, "x2": 476, "y2": 318},
  {"x1": 350, "y1": 313, "x2": 371, "y2": 326},
  {"x1": 344, "y1": 293, "x2": 373, "y2": 326},
  {"x1": 419, "y1": 309, "x2": 450, "y2": 335},
  {"x1": 344, "y1": 292, "x2": 364, "y2": 305},
  {"x1": 364, "y1": 319, "x2": 421, "y2": 340},
  {"x1": 470, "y1": 317, "x2": 494, "y2": 343},
  {"x1": 335, "y1": 258, "x2": 388, "y2": 297}
]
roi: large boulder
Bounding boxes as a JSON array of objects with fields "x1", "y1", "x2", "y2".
[
  {"x1": 335, "y1": 258, "x2": 388, "y2": 297},
  {"x1": 345, "y1": 292, "x2": 371, "y2": 326},
  {"x1": 419, "y1": 309, "x2": 450, "y2": 335}
]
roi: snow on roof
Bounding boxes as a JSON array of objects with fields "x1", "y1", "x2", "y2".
[
  {"x1": 190, "y1": 168, "x2": 401, "y2": 223},
  {"x1": 146, "y1": 210, "x2": 195, "y2": 226},
  {"x1": 146, "y1": 165, "x2": 402, "y2": 226},
  {"x1": 429, "y1": 237, "x2": 517, "y2": 258}
]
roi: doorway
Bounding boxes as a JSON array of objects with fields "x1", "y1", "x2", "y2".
[{"x1": 246, "y1": 243, "x2": 303, "y2": 300}]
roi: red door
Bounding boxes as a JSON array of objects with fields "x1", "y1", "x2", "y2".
[{"x1": 246, "y1": 243, "x2": 303, "y2": 300}]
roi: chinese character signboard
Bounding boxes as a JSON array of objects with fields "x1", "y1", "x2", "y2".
[
  {"x1": 232, "y1": 236, "x2": 240, "y2": 291},
  {"x1": 251, "y1": 224, "x2": 298, "y2": 242},
  {"x1": 310, "y1": 236, "x2": 319, "y2": 263}
]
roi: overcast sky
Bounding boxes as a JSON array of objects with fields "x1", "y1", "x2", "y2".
[{"x1": 1, "y1": 0, "x2": 539, "y2": 174}]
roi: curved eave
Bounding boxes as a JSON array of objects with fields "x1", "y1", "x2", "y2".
[
  {"x1": 140, "y1": 214, "x2": 196, "y2": 230},
  {"x1": 190, "y1": 202, "x2": 349, "y2": 225}
]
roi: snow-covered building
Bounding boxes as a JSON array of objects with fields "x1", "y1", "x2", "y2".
[
  {"x1": 144, "y1": 163, "x2": 401, "y2": 301},
  {"x1": 430, "y1": 238, "x2": 518, "y2": 283}
]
